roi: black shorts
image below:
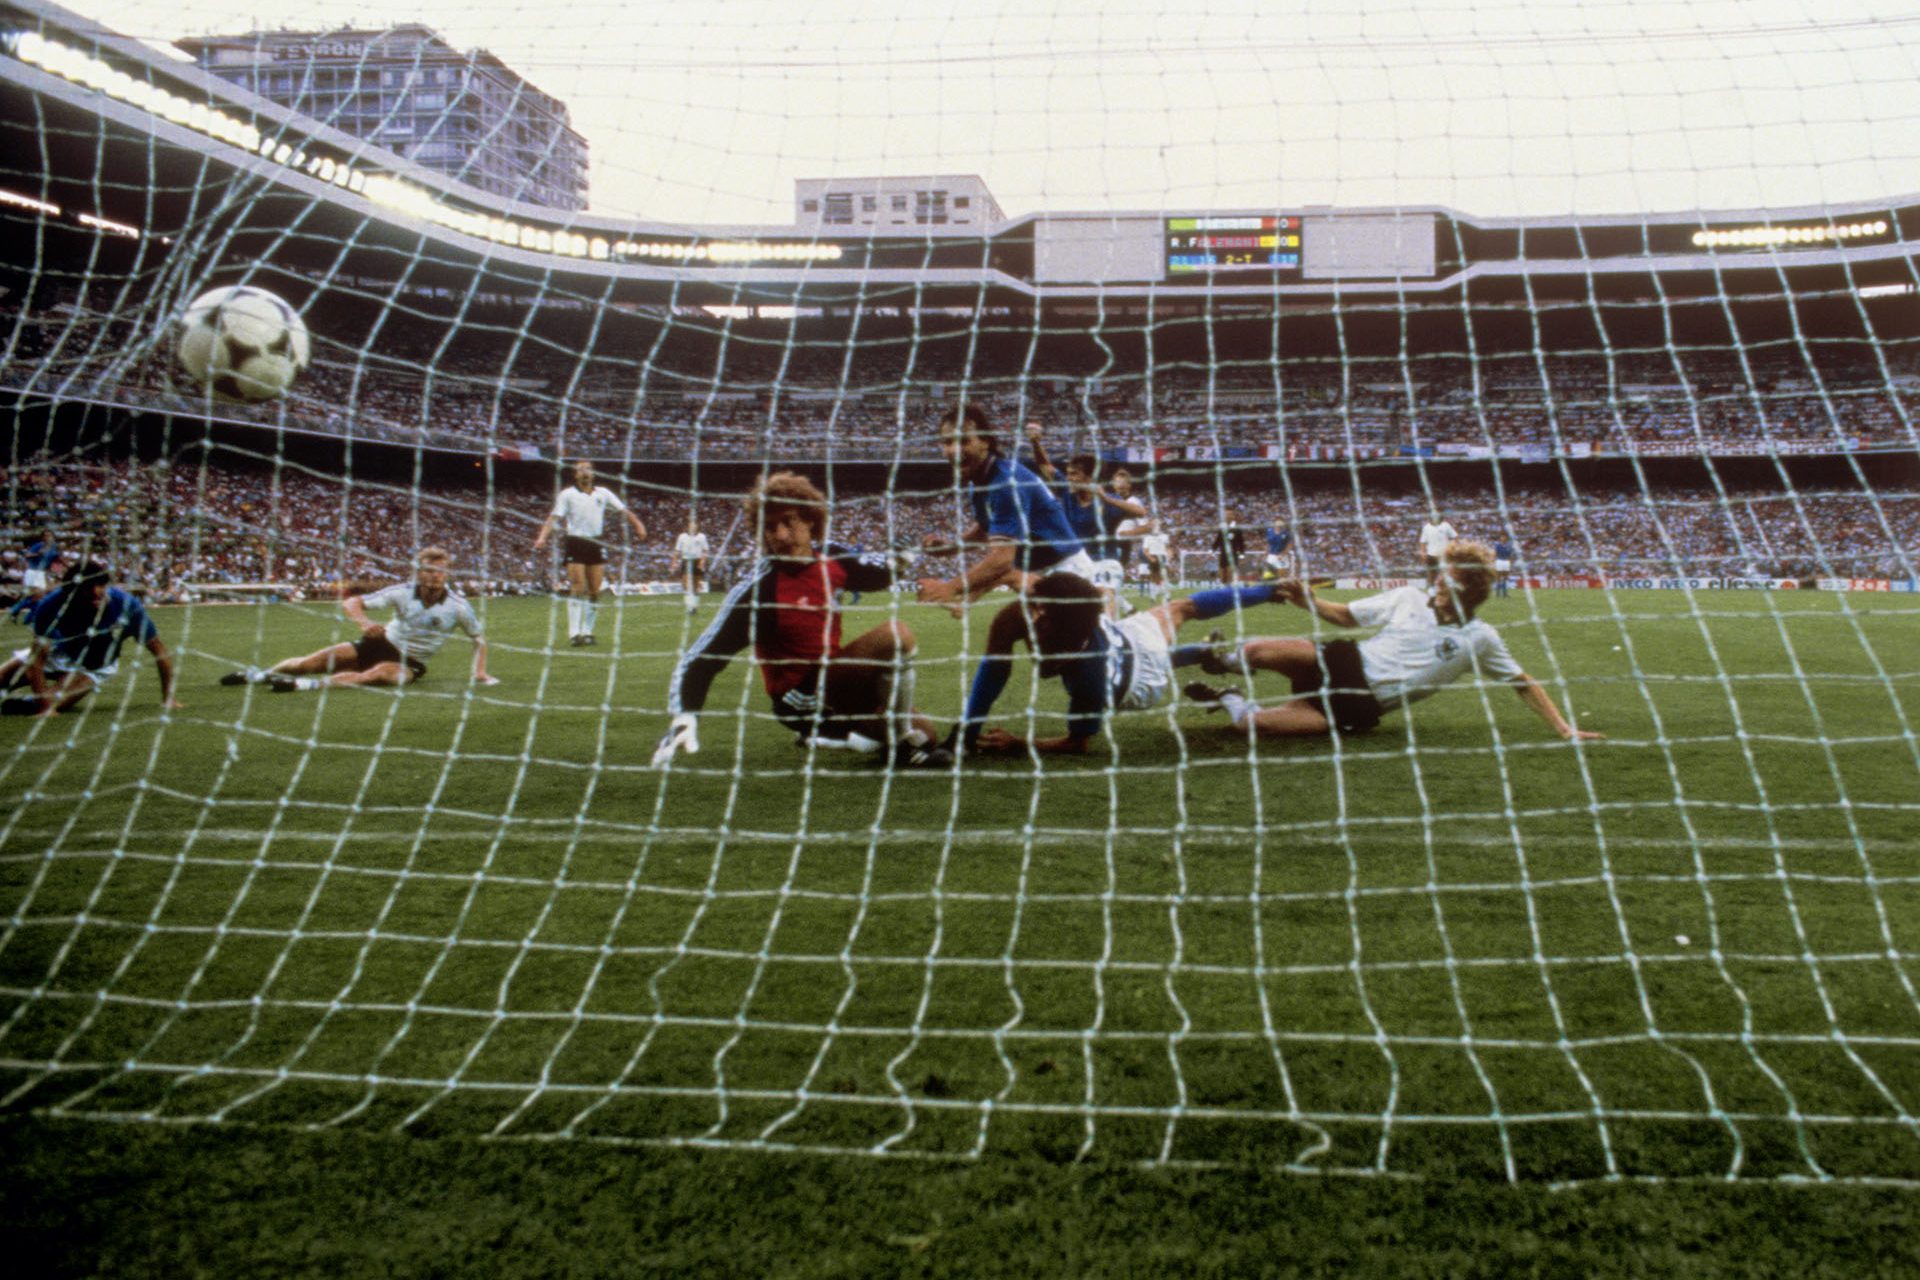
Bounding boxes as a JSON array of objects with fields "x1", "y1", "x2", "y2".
[
  {"x1": 564, "y1": 536, "x2": 605, "y2": 567},
  {"x1": 353, "y1": 633, "x2": 428, "y2": 681},
  {"x1": 1290, "y1": 639, "x2": 1382, "y2": 734},
  {"x1": 769, "y1": 659, "x2": 884, "y2": 740}
]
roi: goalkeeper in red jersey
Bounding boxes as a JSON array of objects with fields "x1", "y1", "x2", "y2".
[{"x1": 653, "y1": 472, "x2": 950, "y2": 769}]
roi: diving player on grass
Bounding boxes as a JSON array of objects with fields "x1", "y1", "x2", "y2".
[
  {"x1": 655, "y1": 472, "x2": 950, "y2": 769},
  {"x1": 219, "y1": 548, "x2": 496, "y2": 692},
  {"x1": 951, "y1": 572, "x2": 1288, "y2": 757},
  {"x1": 0, "y1": 560, "x2": 182, "y2": 716},
  {"x1": 917, "y1": 403, "x2": 1095, "y2": 616},
  {"x1": 1184, "y1": 541, "x2": 1602, "y2": 742}
]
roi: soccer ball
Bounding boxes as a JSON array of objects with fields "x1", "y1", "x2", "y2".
[{"x1": 175, "y1": 285, "x2": 310, "y2": 402}]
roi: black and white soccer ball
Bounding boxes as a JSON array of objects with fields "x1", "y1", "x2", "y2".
[{"x1": 175, "y1": 285, "x2": 310, "y2": 403}]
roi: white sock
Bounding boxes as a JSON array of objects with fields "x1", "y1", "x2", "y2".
[
  {"x1": 581, "y1": 601, "x2": 599, "y2": 635},
  {"x1": 684, "y1": 593, "x2": 697, "y2": 611},
  {"x1": 295, "y1": 676, "x2": 324, "y2": 691},
  {"x1": 1218, "y1": 690, "x2": 1252, "y2": 727},
  {"x1": 886, "y1": 663, "x2": 919, "y2": 744},
  {"x1": 566, "y1": 598, "x2": 582, "y2": 635}
]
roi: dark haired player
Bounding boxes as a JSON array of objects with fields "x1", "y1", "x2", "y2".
[
  {"x1": 0, "y1": 561, "x2": 181, "y2": 716},
  {"x1": 534, "y1": 461, "x2": 647, "y2": 646},
  {"x1": 1185, "y1": 541, "x2": 1601, "y2": 741},
  {"x1": 1212, "y1": 516, "x2": 1249, "y2": 584},
  {"x1": 952, "y1": 573, "x2": 1287, "y2": 756},
  {"x1": 1263, "y1": 521, "x2": 1296, "y2": 579},
  {"x1": 1025, "y1": 421, "x2": 1147, "y2": 613},
  {"x1": 656, "y1": 471, "x2": 950, "y2": 769},
  {"x1": 20, "y1": 529, "x2": 59, "y2": 597},
  {"x1": 917, "y1": 403, "x2": 1095, "y2": 615}
]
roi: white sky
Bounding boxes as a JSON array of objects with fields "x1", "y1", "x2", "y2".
[{"x1": 57, "y1": 0, "x2": 1920, "y2": 225}]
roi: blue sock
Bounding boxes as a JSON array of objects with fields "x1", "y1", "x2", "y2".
[
  {"x1": 1186, "y1": 582, "x2": 1278, "y2": 620},
  {"x1": 959, "y1": 654, "x2": 1014, "y2": 748},
  {"x1": 1170, "y1": 645, "x2": 1212, "y2": 668}
]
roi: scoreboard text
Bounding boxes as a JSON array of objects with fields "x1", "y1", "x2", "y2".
[{"x1": 1166, "y1": 216, "x2": 1303, "y2": 276}]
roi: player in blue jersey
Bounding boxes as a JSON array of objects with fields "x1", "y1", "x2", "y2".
[
  {"x1": 20, "y1": 530, "x2": 59, "y2": 596},
  {"x1": 1025, "y1": 422, "x2": 1147, "y2": 612},
  {"x1": 949, "y1": 571, "x2": 1287, "y2": 757},
  {"x1": 1492, "y1": 540, "x2": 1515, "y2": 598},
  {"x1": 917, "y1": 404, "x2": 1097, "y2": 615},
  {"x1": 0, "y1": 561, "x2": 181, "y2": 716},
  {"x1": 1263, "y1": 521, "x2": 1296, "y2": 578}
]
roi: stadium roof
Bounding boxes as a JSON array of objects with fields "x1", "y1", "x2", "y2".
[{"x1": 3, "y1": 0, "x2": 1917, "y2": 351}]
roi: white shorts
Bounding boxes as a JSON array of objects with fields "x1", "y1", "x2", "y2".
[
  {"x1": 1115, "y1": 611, "x2": 1174, "y2": 711},
  {"x1": 21, "y1": 569, "x2": 48, "y2": 591},
  {"x1": 1265, "y1": 554, "x2": 1294, "y2": 576},
  {"x1": 1495, "y1": 560, "x2": 1511, "y2": 574},
  {"x1": 9, "y1": 646, "x2": 111, "y2": 685},
  {"x1": 1049, "y1": 549, "x2": 1099, "y2": 583},
  {"x1": 1089, "y1": 558, "x2": 1125, "y2": 593}
]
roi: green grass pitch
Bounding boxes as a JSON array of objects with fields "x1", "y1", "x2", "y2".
[{"x1": 3, "y1": 586, "x2": 1918, "y2": 1271}]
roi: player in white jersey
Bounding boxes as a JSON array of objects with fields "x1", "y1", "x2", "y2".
[
  {"x1": 1137, "y1": 521, "x2": 1174, "y2": 598},
  {"x1": 1186, "y1": 541, "x2": 1601, "y2": 742},
  {"x1": 671, "y1": 516, "x2": 711, "y2": 614},
  {"x1": 1418, "y1": 512, "x2": 1458, "y2": 585},
  {"x1": 219, "y1": 548, "x2": 496, "y2": 692},
  {"x1": 533, "y1": 461, "x2": 648, "y2": 646}
]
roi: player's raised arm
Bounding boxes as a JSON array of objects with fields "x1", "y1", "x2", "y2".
[
  {"x1": 623, "y1": 504, "x2": 647, "y2": 542},
  {"x1": 1025, "y1": 420, "x2": 1059, "y2": 480}
]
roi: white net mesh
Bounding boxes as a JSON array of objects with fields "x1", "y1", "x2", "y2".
[{"x1": 1, "y1": 0, "x2": 1918, "y2": 1182}]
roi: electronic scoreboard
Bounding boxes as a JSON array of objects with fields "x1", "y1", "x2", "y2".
[{"x1": 1165, "y1": 216, "x2": 1303, "y2": 277}]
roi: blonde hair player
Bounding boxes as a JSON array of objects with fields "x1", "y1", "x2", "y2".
[
  {"x1": 1186, "y1": 541, "x2": 1601, "y2": 742},
  {"x1": 220, "y1": 548, "x2": 496, "y2": 692}
]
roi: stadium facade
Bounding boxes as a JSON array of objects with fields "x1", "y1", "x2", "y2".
[{"x1": 176, "y1": 24, "x2": 588, "y2": 212}]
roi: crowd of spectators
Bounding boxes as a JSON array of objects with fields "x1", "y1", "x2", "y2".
[
  {"x1": 5, "y1": 454, "x2": 1915, "y2": 598},
  {"x1": 7, "y1": 291, "x2": 1920, "y2": 463}
]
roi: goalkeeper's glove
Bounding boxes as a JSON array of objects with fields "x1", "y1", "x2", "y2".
[{"x1": 651, "y1": 713, "x2": 700, "y2": 767}]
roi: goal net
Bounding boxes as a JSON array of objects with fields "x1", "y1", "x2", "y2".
[{"x1": 1, "y1": 0, "x2": 1918, "y2": 1183}]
